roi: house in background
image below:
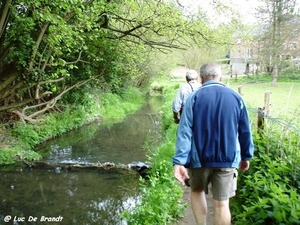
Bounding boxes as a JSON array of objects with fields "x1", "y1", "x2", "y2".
[
  {"x1": 229, "y1": 39, "x2": 259, "y2": 76},
  {"x1": 229, "y1": 33, "x2": 260, "y2": 76},
  {"x1": 229, "y1": 17, "x2": 300, "y2": 76}
]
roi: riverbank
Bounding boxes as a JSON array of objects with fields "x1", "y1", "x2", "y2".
[{"x1": 0, "y1": 88, "x2": 145, "y2": 165}]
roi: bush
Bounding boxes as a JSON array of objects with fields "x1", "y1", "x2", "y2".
[
  {"x1": 232, "y1": 129, "x2": 300, "y2": 224},
  {"x1": 122, "y1": 160, "x2": 185, "y2": 225}
]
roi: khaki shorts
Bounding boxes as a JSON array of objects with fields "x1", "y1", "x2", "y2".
[{"x1": 188, "y1": 167, "x2": 238, "y2": 201}]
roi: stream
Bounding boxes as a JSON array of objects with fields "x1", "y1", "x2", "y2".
[{"x1": 0, "y1": 96, "x2": 163, "y2": 225}]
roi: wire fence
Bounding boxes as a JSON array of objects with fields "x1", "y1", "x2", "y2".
[
  {"x1": 235, "y1": 84, "x2": 300, "y2": 136},
  {"x1": 227, "y1": 81, "x2": 300, "y2": 108},
  {"x1": 248, "y1": 106, "x2": 300, "y2": 135}
]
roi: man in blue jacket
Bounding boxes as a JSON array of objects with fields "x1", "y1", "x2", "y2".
[{"x1": 173, "y1": 62, "x2": 254, "y2": 225}]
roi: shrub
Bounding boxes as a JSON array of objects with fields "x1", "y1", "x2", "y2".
[{"x1": 232, "y1": 130, "x2": 300, "y2": 224}]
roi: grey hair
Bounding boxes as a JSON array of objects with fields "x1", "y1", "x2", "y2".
[
  {"x1": 185, "y1": 69, "x2": 198, "y2": 80},
  {"x1": 200, "y1": 63, "x2": 222, "y2": 79}
]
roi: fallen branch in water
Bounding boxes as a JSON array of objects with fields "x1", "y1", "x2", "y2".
[{"x1": 22, "y1": 160, "x2": 151, "y2": 178}]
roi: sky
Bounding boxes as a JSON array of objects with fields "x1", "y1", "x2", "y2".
[{"x1": 177, "y1": 0, "x2": 263, "y2": 25}]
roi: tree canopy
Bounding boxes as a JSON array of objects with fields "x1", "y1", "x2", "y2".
[{"x1": 0, "y1": 0, "x2": 234, "y2": 122}]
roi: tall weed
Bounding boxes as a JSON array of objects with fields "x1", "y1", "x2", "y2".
[{"x1": 232, "y1": 118, "x2": 300, "y2": 224}]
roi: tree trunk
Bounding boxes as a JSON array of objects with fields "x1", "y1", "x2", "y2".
[{"x1": 271, "y1": 64, "x2": 278, "y2": 86}]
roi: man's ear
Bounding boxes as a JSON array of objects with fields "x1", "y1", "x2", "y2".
[
  {"x1": 219, "y1": 76, "x2": 223, "y2": 82},
  {"x1": 200, "y1": 75, "x2": 204, "y2": 84}
]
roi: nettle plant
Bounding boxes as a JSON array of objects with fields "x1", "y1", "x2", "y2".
[
  {"x1": 232, "y1": 127, "x2": 300, "y2": 225},
  {"x1": 121, "y1": 159, "x2": 185, "y2": 225}
]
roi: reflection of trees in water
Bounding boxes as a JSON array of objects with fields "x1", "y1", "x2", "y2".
[
  {"x1": 0, "y1": 169, "x2": 139, "y2": 225},
  {"x1": 87, "y1": 196, "x2": 138, "y2": 225},
  {"x1": 0, "y1": 96, "x2": 163, "y2": 224},
  {"x1": 96, "y1": 113, "x2": 161, "y2": 148},
  {"x1": 94, "y1": 95, "x2": 163, "y2": 151},
  {"x1": 35, "y1": 96, "x2": 163, "y2": 165}
]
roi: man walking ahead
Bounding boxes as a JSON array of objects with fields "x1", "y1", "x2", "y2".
[
  {"x1": 172, "y1": 69, "x2": 201, "y2": 124},
  {"x1": 173, "y1": 63, "x2": 254, "y2": 225}
]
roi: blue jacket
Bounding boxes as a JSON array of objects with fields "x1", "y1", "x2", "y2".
[{"x1": 172, "y1": 81, "x2": 254, "y2": 168}]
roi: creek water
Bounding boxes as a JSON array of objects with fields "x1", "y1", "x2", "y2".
[{"x1": 0, "y1": 96, "x2": 163, "y2": 225}]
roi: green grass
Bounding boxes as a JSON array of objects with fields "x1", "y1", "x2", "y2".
[
  {"x1": 158, "y1": 73, "x2": 300, "y2": 119},
  {"x1": 229, "y1": 81, "x2": 300, "y2": 118}
]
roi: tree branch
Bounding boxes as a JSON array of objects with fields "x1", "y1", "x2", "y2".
[
  {"x1": 35, "y1": 78, "x2": 64, "y2": 99},
  {"x1": 29, "y1": 22, "x2": 50, "y2": 71},
  {"x1": 0, "y1": 0, "x2": 11, "y2": 38},
  {"x1": 16, "y1": 78, "x2": 92, "y2": 123}
]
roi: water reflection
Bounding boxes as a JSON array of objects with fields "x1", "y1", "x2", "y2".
[
  {"x1": 37, "y1": 96, "x2": 163, "y2": 165},
  {"x1": 0, "y1": 167, "x2": 139, "y2": 225},
  {"x1": 0, "y1": 95, "x2": 163, "y2": 225}
]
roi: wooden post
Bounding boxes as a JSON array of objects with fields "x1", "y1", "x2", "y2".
[
  {"x1": 264, "y1": 91, "x2": 271, "y2": 115},
  {"x1": 257, "y1": 91, "x2": 271, "y2": 136},
  {"x1": 257, "y1": 107, "x2": 265, "y2": 137},
  {"x1": 238, "y1": 86, "x2": 242, "y2": 95},
  {"x1": 256, "y1": 91, "x2": 271, "y2": 153}
]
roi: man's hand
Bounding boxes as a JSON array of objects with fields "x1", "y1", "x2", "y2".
[
  {"x1": 240, "y1": 160, "x2": 250, "y2": 172},
  {"x1": 173, "y1": 112, "x2": 180, "y2": 124},
  {"x1": 174, "y1": 118, "x2": 180, "y2": 124},
  {"x1": 174, "y1": 165, "x2": 189, "y2": 186}
]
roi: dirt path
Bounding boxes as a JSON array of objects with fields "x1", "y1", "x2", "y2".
[{"x1": 173, "y1": 187, "x2": 214, "y2": 225}]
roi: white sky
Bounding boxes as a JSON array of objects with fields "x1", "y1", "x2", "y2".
[{"x1": 178, "y1": 0, "x2": 262, "y2": 25}]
